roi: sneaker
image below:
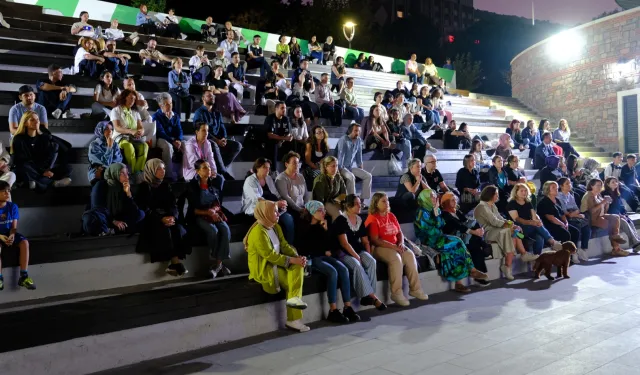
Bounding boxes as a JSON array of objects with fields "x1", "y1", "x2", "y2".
[
  {"x1": 633, "y1": 242, "x2": 640, "y2": 253},
  {"x1": 62, "y1": 110, "x2": 78, "y2": 119},
  {"x1": 327, "y1": 309, "x2": 349, "y2": 324},
  {"x1": 520, "y1": 252, "x2": 539, "y2": 262},
  {"x1": 390, "y1": 293, "x2": 410, "y2": 307},
  {"x1": 578, "y1": 249, "x2": 589, "y2": 261},
  {"x1": 52, "y1": 108, "x2": 62, "y2": 119},
  {"x1": 210, "y1": 263, "x2": 223, "y2": 278},
  {"x1": 286, "y1": 297, "x2": 308, "y2": 310},
  {"x1": 552, "y1": 242, "x2": 563, "y2": 251},
  {"x1": 220, "y1": 265, "x2": 231, "y2": 276},
  {"x1": 454, "y1": 283, "x2": 471, "y2": 293},
  {"x1": 0, "y1": 277, "x2": 4, "y2": 291},
  {"x1": 131, "y1": 36, "x2": 140, "y2": 46},
  {"x1": 0, "y1": 14, "x2": 10, "y2": 29},
  {"x1": 18, "y1": 275, "x2": 36, "y2": 290},
  {"x1": 53, "y1": 177, "x2": 72, "y2": 188},
  {"x1": 285, "y1": 319, "x2": 310, "y2": 332},
  {"x1": 426, "y1": 145, "x2": 438, "y2": 153},
  {"x1": 409, "y1": 290, "x2": 429, "y2": 301},
  {"x1": 475, "y1": 278, "x2": 491, "y2": 287},
  {"x1": 166, "y1": 262, "x2": 187, "y2": 277},
  {"x1": 342, "y1": 306, "x2": 361, "y2": 322},
  {"x1": 180, "y1": 33, "x2": 187, "y2": 40},
  {"x1": 375, "y1": 300, "x2": 388, "y2": 311},
  {"x1": 571, "y1": 253, "x2": 580, "y2": 264},
  {"x1": 28, "y1": 181, "x2": 36, "y2": 190},
  {"x1": 500, "y1": 264, "x2": 514, "y2": 280}
]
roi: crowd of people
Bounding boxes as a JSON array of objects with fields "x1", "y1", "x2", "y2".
[{"x1": 5, "y1": 7, "x2": 640, "y2": 334}]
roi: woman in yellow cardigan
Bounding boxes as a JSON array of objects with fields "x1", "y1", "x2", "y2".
[{"x1": 244, "y1": 200, "x2": 310, "y2": 332}]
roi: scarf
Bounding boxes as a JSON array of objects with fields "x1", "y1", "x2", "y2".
[
  {"x1": 304, "y1": 200, "x2": 324, "y2": 215},
  {"x1": 104, "y1": 163, "x2": 126, "y2": 216},
  {"x1": 143, "y1": 158, "x2": 164, "y2": 186},
  {"x1": 94, "y1": 121, "x2": 111, "y2": 140},
  {"x1": 545, "y1": 155, "x2": 560, "y2": 170},
  {"x1": 243, "y1": 200, "x2": 279, "y2": 251},
  {"x1": 417, "y1": 188, "x2": 440, "y2": 216},
  {"x1": 121, "y1": 106, "x2": 137, "y2": 130}
]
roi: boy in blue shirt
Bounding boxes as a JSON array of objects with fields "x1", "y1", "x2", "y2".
[{"x1": 0, "y1": 181, "x2": 35, "y2": 290}]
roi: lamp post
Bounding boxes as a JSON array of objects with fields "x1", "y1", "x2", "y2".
[{"x1": 343, "y1": 21, "x2": 356, "y2": 49}]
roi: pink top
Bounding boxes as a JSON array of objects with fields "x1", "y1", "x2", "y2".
[
  {"x1": 183, "y1": 136, "x2": 216, "y2": 181},
  {"x1": 405, "y1": 60, "x2": 417, "y2": 75}
]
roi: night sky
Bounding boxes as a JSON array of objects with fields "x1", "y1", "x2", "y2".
[{"x1": 475, "y1": 0, "x2": 621, "y2": 25}]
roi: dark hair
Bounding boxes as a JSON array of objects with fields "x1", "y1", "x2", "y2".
[
  {"x1": 627, "y1": 154, "x2": 637, "y2": 160},
  {"x1": 282, "y1": 151, "x2": 300, "y2": 165},
  {"x1": 147, "y1": 37, "x2": 157, "y2": 43},
  {"x1": 99, "y1": 71, "x2": 119, "y2": 97},
  {"x1": 79, "y1": 11, "x2": 88, "y2": 17},
  {"x1": 463, "y1": 154, "x2": 474, "y2": 168},
  {"x1": 374, "y1": 92, "x2": 382, "y2": 101},
  {"x1": 470, "y1": 139, "x2": 483, "y2": 154},
  {"x1": 394, "y1": 92, "x2": 404, "y2": 99},
  {"x1": 480, "y1": 185, "x2": 498, "y2": 202},
  {"x1": 321, "y1": 73, "x2": 329, "y2": 78},
  {"x1": 168, "y1": 8, "x2": 175, "y2": 12},
  {"x1": 278, "y1": 34, "x2": 286, "y2": 42},
  {"x1": 542, "y1": 131, "x2": 552, "y2": 141},
  {"x1": 274, "y1": 101, "x2": 285, "y2": 109},
  {"x1": 201, "y1": 89, "x2": 213, "y2": 98},
  {"x1": 336, "y1": 56, "x2": 344, "y2": 63},
  {"x1": 538, "y1": 119, "x2": 548, "y2": 133},
  {"x1": 341, "y1": 194, "x2": 360, "y2": 211},
  {"x1": 253, "y1": 157, "x2": 271, "y2": 172},
  {"x1": 586, "y1": 178, "x2": 603, "y2": 191},
  {"x1": 253, "y1": 34, "x2": 261, "y2": 39},
  {"x1": 116, "y1": 89, "x2": 138, "y2": 107},
  {"x1": 0, "y1": 180, "x2": 10, "y2": 191},
  {"x1": 231, "y1": 52, "x2": 239, "y2": 58},
  {"x1": 604, "y1": 177, "x2": 621, "y2": 199},
  {"x1": 357, "y1": 52, "x2": 365, "y2": 60},
  {"x1": 194, "y1": 121, "x2": 208, "y2": 132},
  {"x1": 270, "y1": 59, "x2": 279, "y2": 67},
  {"x1": 291, "y1": 105, "x2": 304, "y2": 127},
  {"x1": 566, "y1": 154, "x2": 578, "y2": 173},
  {"x1": 557, "y1": 177, "x2": 570, "y2": 188},
  {"x1": 309, "y1": 125, "x2": 329, "y2": 154},
  {"x1": 194, "y1": 159, "x2": 207, "y2": 171},
  {"x1": 492, "y1": 155, "x2": 502, "y2": 164},
  {"x1": 346, "y1": 77, "x2": 354, "y2": 84},
  {"x1": 346, "y1": 123, "x2": 360, "y2": 135},
  {"x1": 613, "y1": 152, "x2": 623, "y2": 158},
  {"x1": 458, "y1": 122, "x2": 468, "y2": 132},
  {"x1": 47, "y1": 64, "x2": 61, "y2": 75}
]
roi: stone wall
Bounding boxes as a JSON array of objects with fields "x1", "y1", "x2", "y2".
[{"x1": 511, "y1": 8, "x2": 640, "y2": 152}]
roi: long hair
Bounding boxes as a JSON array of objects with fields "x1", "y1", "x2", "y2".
[
  {"x1": 99, "y1": 71, "x2": 119, "y2": 97},
  {"x1": 369, "y1": 105, "x2": 384, "y2": 128},
  {"x1": 538, "y1": 119, "x2": 549, "y2": 133},
  {"x1": 509, "y1": 182, "x2": 531, "y2": 202},
  {"x1": 469, "y1": 139, "x2": 483, "y2": 154},
  {"x1": 320, "y1": 156, "x2": 338, "y2": 176},
  {"x1": 116, "y1": 89, "x2": 138, "y2": 107},
  {"x1": 308, "y1": 125, "x2": 329, "y2": 154},
  {"x1": 604, "y1": 177, "x2": 621, "y2": 199},
  {"x1": 291, "y1": 106, "x2": 305, "y2": 128},
  {"x1": 11, "y1": 111, "x2": 41, "y2": 153},
  {"x1": 368, "y1": 192, "x2": 388, "y2": 215}
]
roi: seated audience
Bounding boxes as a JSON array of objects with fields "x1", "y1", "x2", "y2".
[
  {"x1": 75, "y1": 37, "x2": 105, "y2": 79},
  {"x1": 101, "y1": 39, "x2": 131, "y2": 79},
  {"x1": 489, "y1": 155, "x2": 509, "y2": 213},
  {"x1": 581, "y1": 178, "x2": 629, "y2": 256},
  {"x1": 333, "y1": 194, "x2": 387, "y2": 310},
  {"x1": 506, "y1": 120, "x2": 526, "y2": 151},
  {"x1": 216, "y1": 21, "x2": 247, "y2": 45},
  {"x1": 88, "y1": 121, "x2": 123, "y2": 186},
  {"x1": 443, "y1": 120, "x2": 467, "y2": 149},
  {"x1": 187, "y1": 159, "x2": 233, "y2": 278},
  {"x1": 390, "y1": 81, "x2": 409, "y2": 98},
  {"x1": 405, "y1": 54, "x2": 420, "y2": 83},
  {"x1": 11, "y1": 111, "x2": 72, "y2": 190},
  {"x1": 420, "y1": 57, "x2": 439, "y2": 85},
  {"x1": 621, "y1": 154, "x2": 640, "y2": 203},
  {"x1": 193, "y1": 90, "x2": 241, "y2": 180},
  {"x1": 110, "y1": 89, "x2": 148, "y2": 174},
  {"x1": 416, "y1": 86, "x2": 440, "y2": 126},
  {"x1": 456, "y1": 155, "x2": 481, "y2": 214},
  {"x1": 440, "y1": 192, "x2": 491, "y2": 286},
  {"x1": 406, "y1": 83, "x2": 420, "y2": 105},
  {"x1": 168, "y1": 57, "x2": 194, "y2": 122},
  {"x1": 212, "y1": 47, "x2": 230, "y2": 70},
  {"x1": 246, "y1": 35, "x2": 270, "y2": 78},
  {"x1": 330, "y1": 56, "x2": 347, "y2": 93},
  {"x1": 365, "y1": 105, "x2": 391, "y2": 151},
  {"x1": 289, "y1": 70, "x2": 320, "y2": 126},
  {"x1": 91, "y1": 71, "x2": 120, "y2": 120},
  {"x1": 257, "y1": 60, "x2": 288, "y2": 105},
  {"x1": 152, "y1": 93, "x2": 184, "y2": 181},
  {"x1": 245, "y1": 200, "x2": 309, "y2": 332},
  {"x1": 228, "y1": 51, "x2": 255, "y2": 101},
  {"x1": 242, "y1": 158, "x2": 295, "y2": 244},
  {"x1": 200, "y1": 16, "x2": 217, "y2": 44},
  {"x1": 183, "y1": 122, "x2": 224, "y2": 190},
  {"x1": 556, "y1": 177, "x2": 591, "y2": 261},
  {"x1": 265, "y1": 101, "x2": 294, "y2": 174},
  {"x1": 604, "y1": 152, "x2": 640, "y2": 212},
  {"x1": 353, "y1": 53, "x2": 367, "y2": 69},
  {"x1": 316, "y1": 73, "x2": 343, "y2": 127},
  {"x1": 422, "y1": 154, "x2": 454, "y2": 195},
  {"x1": 504, "y1": 155, "x2": 536, "y2": 206},
  {"x1": 507, "y1": 183, "x2": 564, "y2": 254},
  {"x1": 288, "y1": 107, "x2": 310, "y2": 156},
  {"x1": 336, "y1": 124, "x2": 372, "y2": 205},
  {"x1": 0, "y1": 138, "x2": 14, "y2": 188},
  {"x1": 540, "y1": 155, "x2": 563, "y2": 187},
  {"x1": 373, "y1": 92, "x2": 389, "y2": 121},
  {"x1": 396, "y1": 158, "x2": 429, "y2": 209},
  {"x1": 368, "y1": 56, "x2": 383, "y2": 72},
  {"x1": 521, "y1": 119, "x2": 540, "y2": 159},
  {"x1": 84, "y1": 163, "x2": 144, "y2": 236},
  {"x1": 210, "y1": 64, "x2": 247, "y2": 124},
  {"x1": 322, "y1": 36, "x2": 336, "y2": 65},
  {"x1": 430, "y1": 89, "x2": 453, "y2": 125},
  {"x1": 139, "y1": 38, "x2": 172, "y2": 68},
  {"x1": 443, "y1": 58, "x2": 454, "y2": 70},
  {"x1": 135, "y1": 159, "x2": 190, "y2": 276},
  {"x1": 365, "y1": 192, "x2": 429, "y2": 306},
  {"x1": 0, "y1": 180, "x2": 34, "y2": 290},
  {"x1": 37, "y1": 64, "x2": 78, "y2": 119},
  {"x1": 288, "y1": 36, "x2": 302, "y2": 69},
  {"x1": 162, "y1": 9, "x2": 184, "y2": 40},
  {"x1": 296, "y1": 201, "x2": 360, "y2": 323},
  {"x1": 603, "y1": 177, "x2": 640, "y2": 250},
  {"x1": 340, "y1": 78, "x2": 365, "y2": 123},
  {"x1": 539, "y1": 119, "x2": 563, "y2": 155},
  {"x1": 123, "y1": 78, "x2": 152, "y2": 123},
  {"x1": 303, "y1": 126, "x2": 329, "y2": 185},
  {"x1": 275, "y1": 35, "x2": 290, "y2": 69},
  {"x1": 534, "y1": 132, "x2": 557, "y2": 169},
  {"x1": 276, "y1": 151, "x2": 308, "y2": 218},
  {"x1": 189, "y1": 45, "x2": 212, "y2": 85},
  {"x1": 219, "y1": 30, "x2": 239, "y2": 61},
  {"x1": 474, "y1": 185, "x2": 537, "y2": 280},
  {"x1": 70, "y1": 11, "x2": 101, "y2": 39},
  {"x1": 495, "y1": 133, "x2": 513, "y2": 160},
  {"x1": 9, "y1": 85, "x2": 48, "y2": 135},
  {"x1": 308, "y1": 36, "x2": 324, "y2": 63},
  {"x1": 400, "y1": 114, "x2": 433, "y2": 162},
  {"x1": 552, "y1": 119, "x2": 580, "y2": 157},
  {"x1": 136, "y1": 4, "x2": 158, "y2": 35},
  {"x1": 469, "y1": 139, "x2": 490, "y2": 176},
  {"x1": 312, "y1": 156, "x2": 347, "y2": 220},
  {"x1": 415, "y1": 189, "x2": 488, "y2": 293}
]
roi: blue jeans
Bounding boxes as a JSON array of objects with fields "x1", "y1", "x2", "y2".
[
  {"x1": 196, "y1": 218, "x2": 231, "y2": 260},
  {"x1": 344, "y1": 106, "x2": 364, "y2": 123},
  {"x1": 521, "y1": 224, "x2": 553, "y2": 254},
  {"x1": 407, "y1": 72, "x2": 417, "y2": 83},
  {"x1": 247, "y1": 56, "x2": 270, "y2": 78},
  {"x1": 312, "y1": 256, "x2": 351, "y2": 304},
  {"x1": 320, "y1": 103, "x2": 343, "y2": 127},
  {"x1": 309, "y1": 51, "x2": 323, "y2": 63},
  {"x1": 278, "y1": 212, "x2": 295, "y2": 245},
  {"x1": 38, "y1": 89, "x2": 72, "y2": 114},
  {"x1": 105, "y1": 57, "x2": 129, "y2": 78},
  {"x1": 396, "y1": 139, "x2": 411, "y2": 168}
]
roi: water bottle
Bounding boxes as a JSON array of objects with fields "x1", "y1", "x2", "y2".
[
  {"x1": 304, "y1": 258, "x2": 313, "y2": 277},
  {"x1": 458, "y1": 142, "x2": 463, "y2": 150}
]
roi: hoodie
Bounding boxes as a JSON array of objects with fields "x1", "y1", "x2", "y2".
[{"x1": 88, "y1": 121, "x2": 123, "y2": 183}]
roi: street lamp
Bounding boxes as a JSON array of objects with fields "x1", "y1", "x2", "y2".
[{"x1": 343, "y1": 21, "x2": 356, "y2": 49}]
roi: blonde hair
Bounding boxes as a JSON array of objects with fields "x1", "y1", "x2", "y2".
[
  {"x1": 508, "y1": 182, "x2": 531, "y2": 202},
  {"x1": 320, "y1": 156, "x2": 338, "y2": 175},
  {"x1": 368, "y1": 191, "x2": 389, "y2": 215},
  {"x1": 542, "y1": 181, "x2": 558, "y2": 196},
  {"x1": 171, "y1": 57, "x2": 182, "y2": 68},
  {"x1": 11, "y1": 111, "x2": 41, "y2": 153}
]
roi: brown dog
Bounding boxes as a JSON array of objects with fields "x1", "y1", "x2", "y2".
[{"x1": 533, "y1": 241, "x2": 577, "y2": 280}]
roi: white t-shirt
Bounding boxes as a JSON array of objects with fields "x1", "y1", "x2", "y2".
[
  {"x1": 74, "y1": 47, "x2": 89, "y2": 73},
  {"x1": 95, "y1": 84, "x2": 121, "y2": 103},
  {"x1": 110, "y1": 106, "x2": 142, "y2": 141},
  {"x1": 189, "y1": 55, "x2": 210, "y2": 69}
]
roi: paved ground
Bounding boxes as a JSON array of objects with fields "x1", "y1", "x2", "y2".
[{"x1": 105, "y1": 255, "x2": 640, "y2": 375}]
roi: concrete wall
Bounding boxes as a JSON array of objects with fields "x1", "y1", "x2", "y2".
[{"x1": 510, "y1": 8, "x2": 640, "y2": 152}]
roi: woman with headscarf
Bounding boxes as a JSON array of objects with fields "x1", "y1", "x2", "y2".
[
  {"x1": 88, "y1": 121, "x2": 123, "y2": 186},
  {"x1": 540, "y1": 155, "x2": 563, "y2": 187},
  {"x1": 187, "y1": 159, "x2": 232, "y2": 278},
  {"x1": 296, "y1": 200, "x2": 360, "y2": 324},
  {"x1": 83, "y1": 163, "x2": 145, "y2": 236},
  {"x1": 245, "y1": 200, "x2": 310, "y2": 332},
  {"x1": 415, "y1": 189, "x2": 488, "y2": 292},
  {"x1": 135, "y1": 159, "x2": 190, "y2": 277},
  {"x1": 575, "y1": 158, "x2": 601, "y2": 186}
]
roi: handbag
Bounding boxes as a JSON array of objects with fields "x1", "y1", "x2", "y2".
[
  {"x1": 461, "y1": 190, "x2": 478, "y2": 204},
  {"x1": 388, "y1": 153, "x2": 402, "y2": 176},
  {"x1": 203, "y1": 202, "x2": 228, "y2": 223}
]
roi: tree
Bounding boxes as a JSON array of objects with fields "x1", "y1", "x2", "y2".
[
  {"x1": 131, "y1": 0, "x2": 166, "y2": 12},
  {"x1": 592, "y1": 9, "x2": 621, "y2": 21},
  {"x1": 454, "y1": 53, "x2": 482, "y2": 91}
]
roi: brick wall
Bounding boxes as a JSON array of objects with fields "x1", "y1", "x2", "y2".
[{"x1": 511, "y1": 9, "x2": 640, "y2": 152}]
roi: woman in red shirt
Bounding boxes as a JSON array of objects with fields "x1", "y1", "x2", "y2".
[{"x1": 365, "y1": 192, "x2": 428, "y2": 307}]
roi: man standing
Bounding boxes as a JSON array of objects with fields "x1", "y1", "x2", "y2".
[
  {"x1": 336, "y1": 123, "x2": 372, "y2": 205},
  {"x1": 36, "y1": 64, "x2": 78, "y2": 119},
  {"x1": 246, "y1": 35, "x2": 270, "y2": 78},
  {"x1": 9, "y1": 85, "x2": 48, "y2": 135},
  {"x1": 192, "y1": 90, "x2": 240, "y2": 180},
  {"x1": 315, "y1": 73, "x2": 342, "y2": 127},
  {"x1": 265, "y1": 101, "x2": 293, "y2": 176}
]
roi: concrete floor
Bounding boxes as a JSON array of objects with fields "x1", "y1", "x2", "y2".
[{"x1": 101, "y1": 254, "x2": 640, "y2": 375}]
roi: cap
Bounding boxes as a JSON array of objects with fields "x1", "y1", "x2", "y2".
[{"x1": 18, "y1": 85, "x2": 35, "y2": 95}]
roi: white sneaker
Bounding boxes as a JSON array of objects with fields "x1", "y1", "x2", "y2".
[
  {"x1": 390, "y1": 293, "x2": 410, "y2": 306},
  {"x1": 500, "y1": 264, "x2": 514, "y2": 280},
  {"x1": 53, "y1": 177, "x2": 72, "y2": 188},
  {"x1": 552, "y1": 242, "x2": 563, "y2": 251},
  {"x1": 28, "y1": 181, "x2": 36, "y2": 190},
  {"x1": 131, "y1": 36, "x2": 140, "y2": 46},
  {"x1": 520, "y1": 252, "x2": 539, "y2": 262},
  {"x1": 52, "y1": 108, "x2": 62, "y2": 119},
  {"x1": 285, "y1": 297, "x2": 308, "y2": 310},
  {"x1": 285, "y1": 320, "x2": 310, "y2": 332},
  {"x1": 409, "y1": 290, "x2": 429, "y2": 301},
  {"x1": 577, "y1": 249, "x2": 589, "y2": 261},
  {"x1": 571, "y1": 253, "x2": 580, "y2": 264},
  {"x1": 0, "y1": 14, "x2": 10, "y2": 29},
  {"x1": 180, "y1": 33, "x2": 187, "y2": 40},
  {"x1": 62, "y1": 110, "x2": 78, "y2": 119}
]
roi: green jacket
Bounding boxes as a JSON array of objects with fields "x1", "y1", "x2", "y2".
[
  {"x1": 247, "y1": 223, "x2": 299, "y2": 294},
  {"x1": 312, "y1": 174, "x2": 347, "y2": 204}
]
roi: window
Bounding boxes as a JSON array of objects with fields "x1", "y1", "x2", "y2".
[{"x1": 396, "y1": 10, "x2": 404, "y2": 18}]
